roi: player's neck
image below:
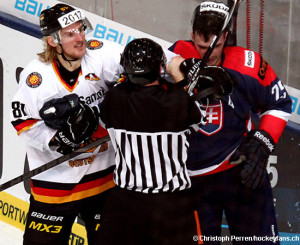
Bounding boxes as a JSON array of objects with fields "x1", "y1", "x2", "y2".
[
  {"x1": 55, "y1": 59, "x2": 81, "y2": 86},
  {"x1": 57, "y1": 55, "x2": 81, "y2": 71}
]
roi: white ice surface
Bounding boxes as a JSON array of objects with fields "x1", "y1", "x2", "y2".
[{"x1": 0, "y1": 220, "x2": 23, "y2": 245}]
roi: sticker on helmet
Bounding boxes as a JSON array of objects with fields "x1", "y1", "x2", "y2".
[
  {"x1": 58, "y1": 9, "x2": 85, "y2": 28},
  {"x1": 40, "y1": 13, "x2": 45, "y2": 22},
  {"x1": 26, "y1": 72, "x2": 42, "y2": 88},
  {"x1": 87, "y1": 40, "x2": 103, "y2": 50},
  {"x1": 200, "y1": 1, "x2": 229, "y2": 17}
]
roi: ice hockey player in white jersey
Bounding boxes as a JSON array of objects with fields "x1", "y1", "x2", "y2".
[{"x1": 10, "y1": 3, "x2": 123, "y2": 245}]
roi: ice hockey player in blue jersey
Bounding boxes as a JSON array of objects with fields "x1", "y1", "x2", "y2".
[{"x1": 169, "y1": 1, "x2": 292, "y2": 244}]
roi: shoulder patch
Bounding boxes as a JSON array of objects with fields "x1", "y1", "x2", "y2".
[
  {"x1": 258, "y1": 56, "x2": 268, "y2": 80},
  {"x1": 87, "y1": 40, "x2": 103, "y2": 50},
  {"x1": 26, "y1": 72, "x2": 42, "y2": 88},
  {"x1": 85, "y1": 73, "x2": 100, "y2": 81},
  {"x1": 117, "y1": 74, "x2": 127, "y2": 83},
  {"x1": 244, "y1": 50, "x2": 255, "y2": 68}
]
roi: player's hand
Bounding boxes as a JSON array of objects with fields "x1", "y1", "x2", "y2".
[
  {"x1": 40, "y1": 94, "x2": 100, "y2": 154},
  {"x1": 39, "y1": 94, "x2": 81, "y2": 129},
  {"x1": 180, "y1": 58, "x2": 235, "y2": 100},
  {"x1": 229, "y1": 130, "x2": 275, "y2": 189},
  {"x1": 179, "y1": 58, "x2": 201, "y2": 91},
  {"x1": 166, "y1": 56, "x2": 185, "y2": 83}
]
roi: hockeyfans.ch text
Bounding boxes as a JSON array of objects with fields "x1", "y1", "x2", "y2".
[{"x1": 192, "y1": 235, "x2": 300, "y2": 243}]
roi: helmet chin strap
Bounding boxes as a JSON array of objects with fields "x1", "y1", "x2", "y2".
[{"x1": 57, "y1": 44, "x2": 79, "y2": 67}]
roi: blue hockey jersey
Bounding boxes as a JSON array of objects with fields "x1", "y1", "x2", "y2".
[{"x1": 169, "y1": 41, "x2": 292, "y2": 176}]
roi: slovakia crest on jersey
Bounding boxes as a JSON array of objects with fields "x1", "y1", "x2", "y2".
[{"x1": 199, "y1": 102, "x2": 223, "y2": 135}]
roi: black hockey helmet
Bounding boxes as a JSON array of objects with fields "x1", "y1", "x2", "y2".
[
  {"x1": 191, "y1": 1, "x2": 230, "y2": 39},
  {"x1": 40, "y1": 3, "x2": 93, "y2": 38},
  {"x1": 120, "y1": 38, "x2": 166, "y2": 85}
]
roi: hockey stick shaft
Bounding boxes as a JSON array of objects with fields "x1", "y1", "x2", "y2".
[
  {"x1": 0, "y1": 135, "x2": 110, "y2": 192},
  {"x1": 226, "y1": 0, "x2": 241, "y2": 46},
  {"x1": 187, "y1": 0, "x2": 240, "y2": 94}
]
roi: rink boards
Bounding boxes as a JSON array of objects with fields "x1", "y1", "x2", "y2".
[{"x1": 0, "y1": 0, "x2": 300, "y2": 244}]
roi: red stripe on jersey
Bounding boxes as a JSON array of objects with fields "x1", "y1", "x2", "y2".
[
  {"x1": 31, "y1": 173, "x2": 114, "y2": 197},
  {"x1": 259, "y1": 114, "x2": 287, "y2": 143},
  {"x1": 172, "y1": 41, "x2": 201, "y2": 59},
  {"x1": 15, "y1": 119, "x2": 39, "y2": 135},
  {"x1": 52, "y1": 61, "x2": 81, "y2": 92},
  {"x1": 92, "y1": 124, "x2": 109, "y2": 139},
  {"x1": 190, "y1": 160, "x2": 236, "y2": 177},
  {"x1": 203, "y1": 160, "x2": 235, "y2": 175},
  {"x1": 223, "y1": 46, "x2": 277, "y2": 87},
  {"x1": 171, "y1": 42, "x2": 278, "y2": 88}
]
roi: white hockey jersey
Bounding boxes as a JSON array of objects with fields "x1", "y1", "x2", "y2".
[{"x1": 10, "y1": 38, "x2": 124, "y2": 204}]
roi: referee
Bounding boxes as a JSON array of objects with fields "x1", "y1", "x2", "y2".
[{"x1": 96, "y1": 38, "x2": 205, "y2": 245}]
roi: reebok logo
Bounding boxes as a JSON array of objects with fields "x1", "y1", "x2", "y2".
[{"x1": 253, "y1": 131, "x2": 275, "y2": 152}]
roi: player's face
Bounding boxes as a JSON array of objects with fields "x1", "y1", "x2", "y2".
[
  {"x1": 192, "y1": 32, "x2": 227, "y2": 66},
  {"x1": 59, "y1": 21, "x2": 86, "y2": 59}
]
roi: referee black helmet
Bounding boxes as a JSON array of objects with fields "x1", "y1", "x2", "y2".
[{"x1": 120, "y1": 38, "x2": 166, "y2": 85}]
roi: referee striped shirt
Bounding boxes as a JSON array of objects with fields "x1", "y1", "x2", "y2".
[
  {"x1": 108, "y1": 129, "x2": 192, "y2": 193},
  {"x1": 100, "y1": 80, "x2": 204, "y2": 193}
]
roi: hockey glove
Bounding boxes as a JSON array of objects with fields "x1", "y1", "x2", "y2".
[
  {"x1": 180, "y1": 58, "x2": 235, "y2": 100},
  {"x1": 51, "y1": 129, "x2": 79, "y2": 155},
  {"x1": 40, "y1": 94, "x2": 81, "y2": 129},
  {"x1": 40, "y1": 94, "x2": 100, "y2": 154},
  {"x1": 229, "y1": 129, "x2": 275, "y2": 189}
]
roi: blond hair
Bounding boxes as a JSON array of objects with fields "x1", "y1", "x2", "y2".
[{"x1": 37, "y1": 37, "x2": 58, "y2": 63}]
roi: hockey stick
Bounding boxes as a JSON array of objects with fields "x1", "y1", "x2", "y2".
[
  {"x1": 0, "y1": 135, "x2": 110, "y2": 192},
  {"x1": 227, "y1": 0, "x2": 242, "y2": 46},
  {"x1": 187, "y1": 0, "x2": 240, "y2": 95}
]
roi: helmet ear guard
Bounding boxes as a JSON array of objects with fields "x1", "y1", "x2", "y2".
[
  {"x1": 120, "y1": 38, "x2": 166, "y2": 85},
  {"x1": 51, "y1": 32, "x2": 60, "y2": 44}
]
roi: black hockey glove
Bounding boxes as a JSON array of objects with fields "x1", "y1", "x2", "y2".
[
  {"x1": 40, "y1": 94, "x2": 100, "y2": 154},
  {"x1": 51, "y1": 129, "x2": 79, "y2": 155},
  {"x1": 180, "y1": 58, "x2": 235, "y2": 100},
  {"x1": 40, "y1": 94, "x2": 81, "y2": 129},
  {"x1": 229, "y1": 129, "x2": 275, "y2": 189}
]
